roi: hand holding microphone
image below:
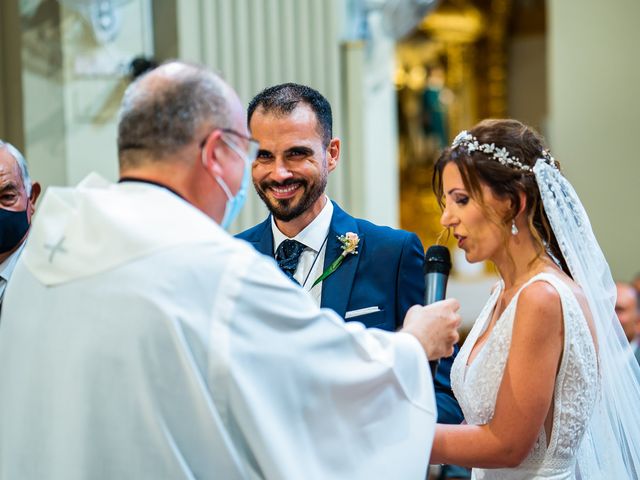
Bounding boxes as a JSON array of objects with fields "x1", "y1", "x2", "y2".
[
  {"x1": 401, "y1": 246, "x2": 460, "y2": 361},
  {"x1": 403, "y1": 300, "x2": 460, "y2": 360}
]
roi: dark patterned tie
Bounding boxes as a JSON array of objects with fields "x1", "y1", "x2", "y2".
[{"x1": 275, "y1": 239, "x2": 306, "y2": 284}]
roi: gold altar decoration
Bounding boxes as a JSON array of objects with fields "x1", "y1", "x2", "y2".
[{"x1": 396, "y1": 0, "x2": 513, "y2": 251}]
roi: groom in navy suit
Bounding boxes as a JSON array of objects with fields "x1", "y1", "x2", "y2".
[{"x1": 237, "y1": 83, "x2": 462, "y2": 427}]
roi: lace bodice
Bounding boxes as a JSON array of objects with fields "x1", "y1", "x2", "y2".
[{"x1": 451, "y1": 273, "x2": 598, "y2": 480}]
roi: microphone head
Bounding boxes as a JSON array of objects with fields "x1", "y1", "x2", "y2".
[{"x1": 424, "y1": 245, "x2": 451, "y2": 275}]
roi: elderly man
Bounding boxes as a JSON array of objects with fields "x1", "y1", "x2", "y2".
[
  {"x1": 615, "y1": 281, "x2": 640, "y2": 363},
  {"x1": 0, "y1": 62, "x2": 460, "y2": 479},
  {"x1": 0, "y1": 140, "x2": 40, "y2": 306},
  {"x1": 237, "y1": 83, "x2": 462, "y2": 426}
]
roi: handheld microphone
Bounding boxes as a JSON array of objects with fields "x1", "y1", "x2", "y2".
[
  {"x1": 424, "y1": 245, "x2": 451, "y2": 377},
  {"x1": 424, "y1": 245, "x2": 451, "y2": 305}
]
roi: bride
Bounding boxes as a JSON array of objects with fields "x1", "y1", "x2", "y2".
[{"x1": 429, "y1": 119, "x2": 640, "y2": 479}]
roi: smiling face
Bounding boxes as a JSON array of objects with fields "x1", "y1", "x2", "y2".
[
  {"x1": 439, "y1": 162, "x2": 512, "y2": 264},
  {"x1": 249, "y1": 104, "x2": 339, "y2": 228}
]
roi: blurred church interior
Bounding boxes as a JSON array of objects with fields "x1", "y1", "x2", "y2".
[{"x1": 1, "y1": 0, "x2": 638, "y2": 327}]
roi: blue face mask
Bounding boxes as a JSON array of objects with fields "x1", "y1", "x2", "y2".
[{"x1": 213, "y1": 138, "x2": 251, "y2": 230}]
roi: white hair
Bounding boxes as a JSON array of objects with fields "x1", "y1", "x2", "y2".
[{"x1": 0, "y1": 140, "x2": 32, "y2": 196}]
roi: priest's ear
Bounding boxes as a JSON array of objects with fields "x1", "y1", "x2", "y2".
[{"x1": 200, "y1": 129, "x2": 225, "y2": 179}]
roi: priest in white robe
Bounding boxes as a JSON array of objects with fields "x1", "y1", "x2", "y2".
[{"x1": 0, "y1": 61, "x2": 460, "y2": 480}]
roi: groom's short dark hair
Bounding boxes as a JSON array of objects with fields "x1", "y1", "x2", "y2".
[{"x1": 248, "y1": 83, "x2": 333, "y2": 148}]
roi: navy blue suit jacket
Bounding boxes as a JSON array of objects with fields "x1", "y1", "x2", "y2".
[{"x1": 236, "y1": 201, "x2": 462, "y2": 424}]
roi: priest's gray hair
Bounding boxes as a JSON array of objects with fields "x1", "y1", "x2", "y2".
[
  {"x1": 0, "y1": 140, "x2": 32, "y2": 196},
  {"x1": 117, "y1": 61, "x2": 230, "y2": 167}
]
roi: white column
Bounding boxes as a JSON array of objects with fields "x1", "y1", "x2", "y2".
[{"x1": 360, "y1": 9, "x2": 400, "y2": 227}]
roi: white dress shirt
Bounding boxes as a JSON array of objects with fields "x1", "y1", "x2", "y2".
[
  {"x1": 0, "y1": 241, "x2": 26, "y2": 306},
  {"x1": 0, "y1": 175, "x2": 436, "y2": 480},
  {"x1": 271, "y1": 196, "x2": 333, "y2": 305}
]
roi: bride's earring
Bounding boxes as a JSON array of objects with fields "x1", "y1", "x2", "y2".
[{"x1": 511, "y1": 220, "x2": 519, "y2": 236}]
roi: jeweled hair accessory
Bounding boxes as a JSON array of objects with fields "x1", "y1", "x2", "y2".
[{"x1": 451, "y1": 130, "x2": 557, "y2": 172}]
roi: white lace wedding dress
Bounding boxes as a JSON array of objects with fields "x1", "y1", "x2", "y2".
[{"x1": 450, "y1": 273, "x2": 598, "y2": 480}]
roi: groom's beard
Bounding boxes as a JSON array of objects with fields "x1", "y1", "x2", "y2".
[{"x1": 255, "y1": 174, "x2": 327, "y2": 222}]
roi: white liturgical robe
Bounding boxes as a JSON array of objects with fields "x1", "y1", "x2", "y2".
[{"x1": 0, "y1": 174, "x2": 436, "y2": 480}]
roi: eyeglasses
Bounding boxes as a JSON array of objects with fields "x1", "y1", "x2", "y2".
[{"x1": 220, "y1": 128, "x2": 260, "y2": 161}]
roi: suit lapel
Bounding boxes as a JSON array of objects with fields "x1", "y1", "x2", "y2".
[
  {"x1": 320, "y1": 202, "x2": 360, "y2": 318},
  {"x1": 250, "y1": 217, "x2": 274, "y2": 257}
]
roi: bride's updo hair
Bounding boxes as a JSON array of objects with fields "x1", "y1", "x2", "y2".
[{"x1": 433, "y1": 118, "x2": 570, "y2": 275}]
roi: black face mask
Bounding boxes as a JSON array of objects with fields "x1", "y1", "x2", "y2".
[{"x1": 0, "y1": 208, "x2": 29, "y2": 254}]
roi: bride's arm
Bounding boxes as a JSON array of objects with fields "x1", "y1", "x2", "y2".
[{"x1": 430, "y1": 281, "x2": 564, "y2": 468}]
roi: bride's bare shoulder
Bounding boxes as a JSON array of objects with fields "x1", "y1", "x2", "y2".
[
  {"x1": 517, "y1": 280, "x2": 562, "y2": 314},
  {"x1": 516, "y1": 279, "x2": 563, "y2": 327},
  {"x1": 512, "y1": 280, "x2": 564, "y2": 349}
]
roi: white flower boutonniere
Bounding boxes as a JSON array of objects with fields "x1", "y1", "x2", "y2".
[{"x1": 312, "y1": 232, "x2": 360, "y2": 287}]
